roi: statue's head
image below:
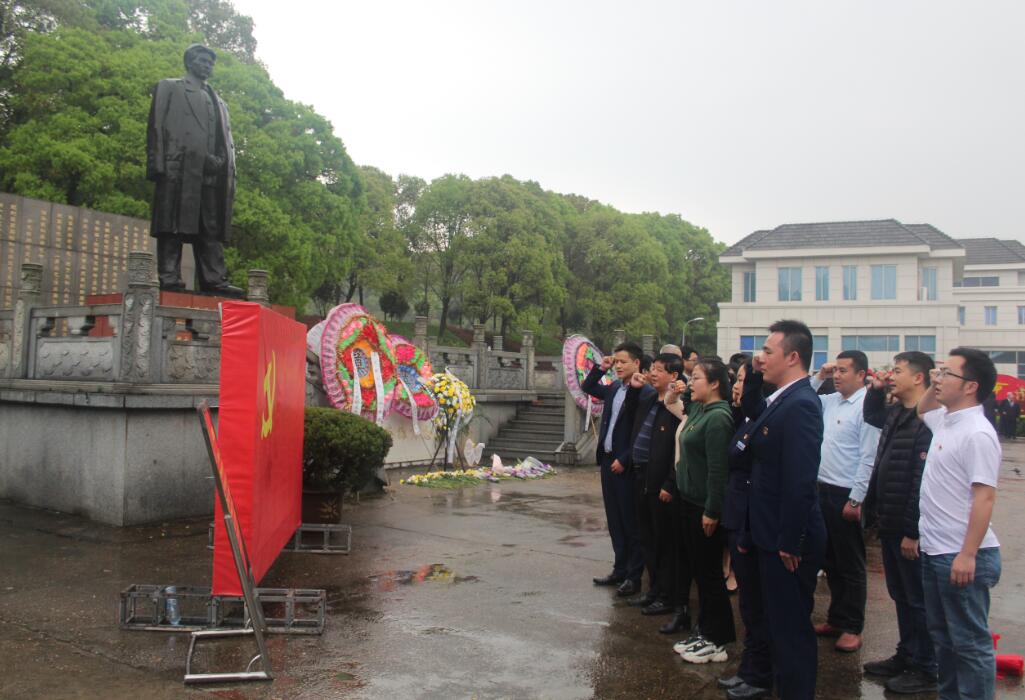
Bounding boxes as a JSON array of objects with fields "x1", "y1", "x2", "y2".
[{"x1": 184, "y1": 44, "x2": 216, "y2": 81}]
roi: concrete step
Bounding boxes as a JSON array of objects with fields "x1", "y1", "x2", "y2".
[
  {"x1": 499, "y1": 427, "x2": 564, "y2": 440},
  {"x1": 511, "y1": 417, "x2": 563, "y2": 428},
  {"x1": 488, "y1": 438, "x2": 562, "y2": 452}
]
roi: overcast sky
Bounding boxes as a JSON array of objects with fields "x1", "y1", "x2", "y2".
[{"x1": 230, "y1": 0, "x2": 1025, "y2": 246}]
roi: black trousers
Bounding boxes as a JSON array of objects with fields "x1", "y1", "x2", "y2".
[
  {"x1": 680, "y1": 500, "x2": 735, "y2": 646},
  {"x1": 819, "y1": 482, "x2": 866, "y2": 633},
  {"x1": 633, "y1": 468, "x2": 674, "y2": 600},
  {"x1": 156, "y1": 197, "x2": 228, "y2": 292},
  {"x1": 758, "y1": 545, "x2": 822, "y2": 700},
  {"x1": 729, "y1": 531, "x2": 772, "y2": 689},
  {"x1": 599, "y1": 454, "x2": 643, "y2": 581},
  {"x1": 670, "y1": 496, "x2": 694, "y2": 613}
]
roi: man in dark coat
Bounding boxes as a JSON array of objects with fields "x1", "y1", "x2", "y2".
[
  {"x1": 997, "y1": 393, "x2": 1020, "y2": 439},
  {"x1": 861, "y1": 352, "x2": 937, "y2": 694},
  {"x1": 622, "y1": 353, "x2": 685, "y2": 628},
  {"x1": 582, "y1": 341, "x2": 653, "y2": 596},
  {"x1": 147, "y1": 43, "x2": 242, "y2": 296},
  {"x1": 734, "y1": 320, "x2": 826, "y2": 700}
]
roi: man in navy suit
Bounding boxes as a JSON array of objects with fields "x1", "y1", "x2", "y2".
[
  {"x1": 582, "y1": 341, "x2": 653, "y2": 596},
  {"x1": 734, "y1": 320, "x2": 826, "y2": 700}
]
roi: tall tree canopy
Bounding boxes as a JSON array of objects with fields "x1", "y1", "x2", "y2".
[
  {"x1": 0, "y1": 0, "x2": 729, "y2": 348},
  {"x1": 0, "y1": 0, "x2": 361, "y2": 308}
]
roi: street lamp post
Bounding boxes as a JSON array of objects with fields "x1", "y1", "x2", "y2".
[{"x1": 681, "y1": 317, "x2": 705, "y2": 348}]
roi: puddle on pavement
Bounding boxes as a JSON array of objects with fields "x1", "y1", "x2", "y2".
[{"x1": 369, "y1": 563, "x2": 480, "y2": 592}]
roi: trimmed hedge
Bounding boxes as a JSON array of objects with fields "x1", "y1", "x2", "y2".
[{"x1": 303, "y1": 408, "x2": 393, "y2": 493}]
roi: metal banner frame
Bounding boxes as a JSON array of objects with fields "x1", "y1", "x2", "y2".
[{"x1": 186, "y1": 401, "x2": 273, "y2": 684}]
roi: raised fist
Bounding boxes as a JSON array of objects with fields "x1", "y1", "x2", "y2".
[{"x1": 600, "y1": 355, "x2": 614, "y2": 372}]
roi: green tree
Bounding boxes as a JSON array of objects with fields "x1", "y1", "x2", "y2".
[
  {"x1": 0, "y1": 2, "x2": 362, "y2": 308},
  {"x1": 407, "y1": 174, "x2": 478, "y2": 341}
]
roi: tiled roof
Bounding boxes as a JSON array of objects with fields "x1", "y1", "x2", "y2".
[
  {"x1": 723, "y1": 219, "x2": 963, "y2": 257},
  {"x1": 956, "y1": 238, "x2": 1025, "y2": 266},
  {"x1": 903, "y1": 224, "x2": 963, "y2": 250}
]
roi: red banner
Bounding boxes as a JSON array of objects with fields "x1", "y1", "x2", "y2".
[
  {"x1": 212, "y1": 302, "x2": 306, "y2": 596},
  {"x1": 995, "y1": 374, "x2": 1025, "y2": 401}
]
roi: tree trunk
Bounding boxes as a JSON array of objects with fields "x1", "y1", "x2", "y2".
[{"x1": 437, "y1": 296, "x2": 450, "y2": 342}]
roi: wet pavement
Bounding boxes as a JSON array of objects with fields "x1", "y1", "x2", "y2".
[{"x1": 3, "y1": 445, "x2": 1025, "y2": 699}]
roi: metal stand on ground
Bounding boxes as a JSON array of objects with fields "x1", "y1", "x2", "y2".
[
  {"x1": 183, "y1": 401, "x2": 272, "y2": 684},
  {"x1": 206, "y1": 521, "x2": 353, "y2": 554},
  {"x1": 119, "y1": 584, "x2": 326, "y2": 634}
]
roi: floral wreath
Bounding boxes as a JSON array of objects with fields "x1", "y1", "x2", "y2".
[
  {"x1": 389, "y1": 334, "x2": 439, "y2": 421},
  {"x1": 562, "y1": 334, "x2": 611, "y2": 416},
  {"x1": 320, "y1": 307, "x2": 397, "y2": 423}
]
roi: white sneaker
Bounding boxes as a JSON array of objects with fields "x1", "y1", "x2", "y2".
[
  {"x1": 681, "y1": 639, "x2": 728, "y2": 664},
  {"x1": 673, "y1": 634, "x2": 704, "y2": 655}
]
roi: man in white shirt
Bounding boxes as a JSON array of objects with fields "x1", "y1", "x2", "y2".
[
  {"x1": 916, "y1": 347, "x2": 1001, "y2": 700},
  {"x1": 809, "y1": 350, "x2": 881, "y2": 653}
]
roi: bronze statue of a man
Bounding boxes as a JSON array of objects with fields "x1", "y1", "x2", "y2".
[{"x1": 147, "y1": 43, "x2": 243, "y2": 297}]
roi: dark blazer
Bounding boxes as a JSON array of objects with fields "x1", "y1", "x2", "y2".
[
  {"x1": 624, "y1": 386, "x2": 680, "y2": 493},
  {"x1": 581, "y1": 365, "x2": 650, "y2": 465},
  {"x1": 863, "y1": 387, "x2": 931, "y2": 539},
  {"x1": 741, "y1": 372, "x2": 825, "y2": 555}
]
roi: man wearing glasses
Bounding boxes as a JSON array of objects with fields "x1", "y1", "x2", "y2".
[{"x1": 916, "y1": 348, "x2": 1001, "y2": 700}]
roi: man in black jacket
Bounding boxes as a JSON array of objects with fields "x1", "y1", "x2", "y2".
[
  {"x1": 862, "y1": 351, "x2": 937, "y2": 694},
  {"x1": 622, "y1": 354, "x2": 687, "y2": 629},
  {"x1": 582, "y1": 342, "x2": 653, "y2": 596}
]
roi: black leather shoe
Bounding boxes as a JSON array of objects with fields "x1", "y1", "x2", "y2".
[
  {"x1": 593, "y1": 573, "x2": 625, "y2": 586},
  {"x1": 885, "y1": 669, "x2": 938, "y2": 695},
  {"x1": 160, "y1": 282, "x2": 186, "y2": 292},
  {"x1": 726, "y1": 682, "x2": 771, "y2": 700},
  {"x1": 641, "y1": 599, "x2": 673, "y2": 616},
  {"x1": 615, "y1": 579, "x2": 639, "y2": 597},
  {"x1": 863, "y1": 653, "x2": 908, "y2": 677},
  {"x1": 627, "y1": 593, "x2": 656, "y2": 607},
  {"x1": 717, "y1": 675, "x2": 745, "y2": 690},
  {"x1": 658, "y1": 609, "x2": 691, "y2": 634},
  {"x1": 206, "y1": 283, "x2": 245, "y2": 299}
]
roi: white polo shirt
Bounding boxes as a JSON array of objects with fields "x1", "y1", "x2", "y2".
[{"x1": 919, "y1": 405, "x2": 1001, "y2": 556}]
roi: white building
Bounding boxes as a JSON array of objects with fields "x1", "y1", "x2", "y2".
[{"x1": 715, "y1": 220, "x2": 1025, "y2": 378}]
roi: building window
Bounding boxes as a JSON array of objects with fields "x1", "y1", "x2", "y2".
[
  {"x1": 921, "y1": 267, "x2": 937, "y2": 301},
  {"x1": 841, "y1": 335, "x2": 900, "y2": 352},
  {"x1": 815, "y1": 267, "x2": 829, "y2": 301},
  {"x1": 1019, "y1": 306, "x2": 1025, "y2": 325},
  {"x1": 1018, "y1": 271, "x2": 1025, "y2": 286},
  {"x1": 777, "y1": 267, "x2": 802, "y2": 301},
  {"x1": 743, "y1": 271, "x2": 756, "y2": 303},
  {"x1": 871, "y1": 264, "x2": 897, "y2": 300},
  {"x1": 988, "y1": 351, "x2": 1016, "y2": 364},
  {"x1": 843, "y1": 265, "x2": 857, "y2": 300},
  {"x1": 812, "y1": 335, "x2": 828, "y2": 370},
  {"x1": 739, "y1": 335, "x2": 767, "y2": 353},
  {"x1": 905, "y1": 335, "x2": 936, "y2": 357},
  {"x1": 985, "y1": 306, "x2": 997, "y2": 326},
  {"x1": 958, "y1": 306, "x2": 965, "y2": 325},
  {"x1": 955, "y1": 276, "x2": 999, "y2": 288}
]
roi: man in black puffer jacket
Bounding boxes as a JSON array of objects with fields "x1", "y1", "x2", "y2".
[{"x1": 862, "y1": 351, "x2": 937, "y2": 695}]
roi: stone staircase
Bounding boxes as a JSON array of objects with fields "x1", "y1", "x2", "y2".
[{"x1": 483, "y1": 392, "x2": 565, "y2": 465}]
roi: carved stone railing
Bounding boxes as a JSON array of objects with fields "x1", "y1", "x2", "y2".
[{"x1": 3, "y1": 258, "x2": 272, "y2": 384}]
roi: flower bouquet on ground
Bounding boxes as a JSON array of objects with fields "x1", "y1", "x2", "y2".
[{"x1": 401, "y1": 454, "x2": 557, "y2": 488}]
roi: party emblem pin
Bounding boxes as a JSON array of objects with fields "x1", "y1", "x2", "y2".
[{"x1": 762, "y1": 426, "x2": 769, "y2": 436}]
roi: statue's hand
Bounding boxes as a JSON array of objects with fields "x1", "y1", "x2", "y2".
[{"x1": 204, "y1": 154, "x2": 225, "y2": 174}]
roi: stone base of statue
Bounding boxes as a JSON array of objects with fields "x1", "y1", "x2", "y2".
[{"x1": 0, "y1": 254, "x2": 287, "y2": 525}]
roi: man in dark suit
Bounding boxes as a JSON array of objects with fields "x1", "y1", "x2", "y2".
[
  {"x1": 734, "y1": 320, "x2": 826, "y2": 700},
  {"x1": 622, "y1": 353, "x2": 685, "y2": 626},
  {"x1": 582, "y1": 341, "x2": 652, "y2": 596}
]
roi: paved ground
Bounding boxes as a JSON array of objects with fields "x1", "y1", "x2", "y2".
[{"x1": 3, "y1": 444, "x2": 1025, "y2": 699}]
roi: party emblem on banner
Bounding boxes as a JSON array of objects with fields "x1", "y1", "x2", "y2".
[{"x1": 261, "y1": 351, "x2": 276, "y2": 439}]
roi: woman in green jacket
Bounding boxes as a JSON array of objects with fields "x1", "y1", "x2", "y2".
[{"x1": 668, "y1": 357, "x2": 737, "y2": 664}]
